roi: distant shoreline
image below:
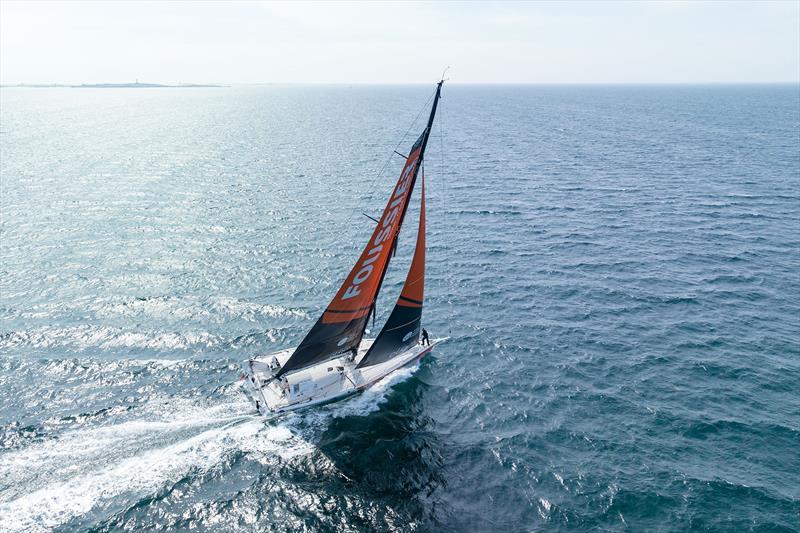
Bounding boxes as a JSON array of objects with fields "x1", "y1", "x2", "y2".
[{"x1": 0, "y1": 82, "x2": 224, "y2": 88}]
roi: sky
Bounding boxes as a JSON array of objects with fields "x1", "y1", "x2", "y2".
[{"x1": 1, "y1": 1, "x2": 798, "y2": 85}]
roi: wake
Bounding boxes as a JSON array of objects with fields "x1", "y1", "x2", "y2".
[{"x1": 0, "y1": 361, "x2": 420, "y2": 532}]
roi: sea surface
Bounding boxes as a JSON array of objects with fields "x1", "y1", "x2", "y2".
[{"x1": 1, "y1": 84, "x2": 798, "y2": 532}]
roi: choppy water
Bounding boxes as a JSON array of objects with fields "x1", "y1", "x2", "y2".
[{"x1": 1, "y1": 84, "x2": 798, "y2": 532}]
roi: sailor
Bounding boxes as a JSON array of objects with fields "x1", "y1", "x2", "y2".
[
  {"x1": 421, "y1": 328, "x2": 430, "y2": 346},
  {"x1": 269, "y1": 355, "x2": 280, "y2": 371},
  {"x1": 347, "y1": 347, "x2": 357, "y2": 362}
]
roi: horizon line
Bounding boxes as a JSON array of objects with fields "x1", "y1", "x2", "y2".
[{"x1": 3, "y1": 80, "x2": 799, "y2": 87}]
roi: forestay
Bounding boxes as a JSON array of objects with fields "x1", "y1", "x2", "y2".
[{"x1": 358, "y1": 175, "x2": 426, "y2": 368}]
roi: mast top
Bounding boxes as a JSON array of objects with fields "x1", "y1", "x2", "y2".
[
  {"x1": 419, "y1": 79, "x2": 444, "y2": 162},
  {"x1": 439, "y1": 66, "x2": 450, "y2": 85}
]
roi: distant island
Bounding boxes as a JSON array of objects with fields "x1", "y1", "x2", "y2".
[{"x1": 1, "y1": 82, "x2": 224, "y2": 88}]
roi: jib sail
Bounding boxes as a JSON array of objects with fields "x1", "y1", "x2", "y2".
[{"x1": 357, "y1": 175, "x2": 426, "y2": 368}]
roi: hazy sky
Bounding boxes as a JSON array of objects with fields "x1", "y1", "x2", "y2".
[{"x1": 1, "y1": 1, "x2": 798, "y2": 84}]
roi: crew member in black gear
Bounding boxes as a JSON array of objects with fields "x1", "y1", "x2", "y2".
[{"x1": 421, "y1": 328, "x2": 430, "y2": 346}]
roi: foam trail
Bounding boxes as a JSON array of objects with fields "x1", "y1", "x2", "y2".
[
  {"x1": 0, "y1": 362, "x2": 421, "y2": 531},
  {"x1": 0, "y1": 400, "x2": 313, "y2": 532}
]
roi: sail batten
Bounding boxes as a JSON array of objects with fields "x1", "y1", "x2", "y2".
[{"x1": 275, "y1": 82, "x2": 442, "y2": 378}]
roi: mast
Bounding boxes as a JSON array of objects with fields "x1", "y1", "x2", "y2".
[
  {"x1": 368, "y1": 80, "x2": 442, "y2": 319},
  {"x1": 275, "y1": 81, "x2": 443, "y2": 378}
]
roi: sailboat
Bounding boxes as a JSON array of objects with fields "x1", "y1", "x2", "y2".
[{"x1": 243, "y1": 80, "x2": 447, "y2": 417}]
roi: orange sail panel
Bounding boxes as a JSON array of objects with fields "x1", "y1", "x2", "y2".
[
  {"x1": 398, "y1": 175, "x2": 426, "y2": 308},
  {"x1": 357, "y1": 175, "x2": 426, "y2": 368}
]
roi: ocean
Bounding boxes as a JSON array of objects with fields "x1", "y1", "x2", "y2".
[{"x1": 0, "y1": 84, "x2": 798, "y2": 531}]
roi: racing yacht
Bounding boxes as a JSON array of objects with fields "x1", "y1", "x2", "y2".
[{"x1": 243, "y1": 80, "x2": 446, "y2": 417}]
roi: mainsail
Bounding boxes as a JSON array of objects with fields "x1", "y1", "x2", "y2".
[
  {"x1": 275, "y1": 81, "x2": 442, "y2": 378},
  {"x1": 358, "y1": 174, "x2": 426, "y2": 368}
]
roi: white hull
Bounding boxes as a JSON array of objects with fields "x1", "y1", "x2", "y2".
[{"x1": 242, "y1": 338, "x2": 445, "y2": 418}]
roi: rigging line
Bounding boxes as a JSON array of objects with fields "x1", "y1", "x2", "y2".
[
  {"x1": 336, "y1": 87, "x2": 438, "y2": 257},
  {"x1": 347, "y1": 88, "x2": 436, "y2": 237},
  {"x1": 362, "y1": 212, "x2": 380, "y2": 224},
  {"x1": 339, "y1": 368, "x2": 358, "y2": 388},
  {"x1": 438, "y1": 89, "x2": 453, "y2": 336}
]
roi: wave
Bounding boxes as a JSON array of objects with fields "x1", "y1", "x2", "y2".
[
  {"x1": 0, "y1": 325, "x2": 223, "y2": 352},
  {"x1": 5, "y1": 296, "x2": 309, "y2": 324}
]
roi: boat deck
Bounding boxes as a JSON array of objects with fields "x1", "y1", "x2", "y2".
[{"x1": 243, "y1": 338, "x2": 443, "y2": 416}]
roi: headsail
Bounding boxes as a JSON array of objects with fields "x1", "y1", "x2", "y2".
[
  {"x1": 358, "y1": 174, "x2": 426, "y2": 368},
  {"x1": 275, "y1": 81, "x2": 443, "y2": 378}
]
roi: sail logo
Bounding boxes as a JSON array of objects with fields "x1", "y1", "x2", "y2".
[
  {"x1": 402, "y1": 327, "x2": 419, "y2": 343},
  {"x1": 341, "y1": 158, "x2": 418, "y2": 301}
]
